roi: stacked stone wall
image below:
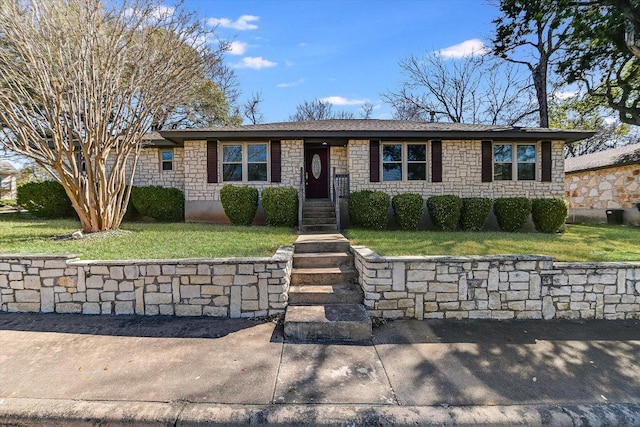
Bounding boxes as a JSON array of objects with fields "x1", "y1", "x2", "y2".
[
  {"x1": 353, "y1": 246, "x2": 640, "y2": 320},
  {"x1": 0, "y1": 247, "x2": 292, "y2": 318},
  {"x1": 565, "y1": 165, "x2": 640, "y2": 210}
]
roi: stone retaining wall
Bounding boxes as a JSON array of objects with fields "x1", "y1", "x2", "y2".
[
  {"x1": 0, "y1": 247, "x2": 292, "y2": 318},
  {"x1": 353, "y1": 246, "x2": 640, "y2": 320}
]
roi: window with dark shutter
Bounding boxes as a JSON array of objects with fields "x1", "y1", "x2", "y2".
[
  {"x1": 270, "y1": 140, "x2": 281, "y2": 183},
  {"x1": 207, "y1": 140, "x2": 218, "y2": 183},
  {"x1": 370, "y1": 140, "x2": 380, "y2": 182},
  {"x1": 541, "y1": 140, "x2": 552, "y2": 182},
  {"x1": 481, "y1": 140, "x2": 492, "y2": 182},
  {"x1": 431, "y1": 140, "x2": 442, "y2": 182}
]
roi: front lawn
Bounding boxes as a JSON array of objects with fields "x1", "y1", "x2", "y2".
[
  {"x1": 345, "y1": 224, "x2": 640, "y2": 262},
  {"x1": 0, "y1": 214, "x2": 297, "y2": 260}
]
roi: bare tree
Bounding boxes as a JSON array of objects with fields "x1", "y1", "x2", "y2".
[
  {"x1": 360, "y1": 102, "x2": 374, "y2": 119},
  {"x1": 0, "y1": 0, "x2": 227, "y2": 232},
  {"x1": 242, "y1": 91, "x2": 264, "y2": 125},
  {"x1": 383, "y1": 52, "x2": 536, "y2": 125},
  {"x1": 289, "y1": 99, "x2": 354, "y2": 121}
]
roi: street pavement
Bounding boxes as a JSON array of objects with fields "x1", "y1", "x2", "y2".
[{"x1": 1, "y1": 312, "x2": 640, "y2": 426}]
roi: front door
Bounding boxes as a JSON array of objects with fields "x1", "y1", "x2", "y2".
[{"x1": 305, "y1": 146, "x2": 329, "y2": 199}]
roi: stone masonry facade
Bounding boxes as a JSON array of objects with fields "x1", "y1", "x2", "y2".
[
  {"x1": 0, "y1": 247, "x2": 292, "y2": 318},
  {"x1": 353, "y1": 246, "x2": 640, "y2": 320},
  {"x1": 565, "y1": 164, "x2": 640, "y2": 210}
]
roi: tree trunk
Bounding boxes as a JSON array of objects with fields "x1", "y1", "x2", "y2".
[{"x1": 533, "y1": 63, "x2": 549, "y2": 128}]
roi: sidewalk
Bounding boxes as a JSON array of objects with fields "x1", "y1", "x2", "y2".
[{"x1": 1, "y1": 313, "x2": 640, "y2": 425}]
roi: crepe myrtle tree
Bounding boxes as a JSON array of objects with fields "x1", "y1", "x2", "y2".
[{"x1": 0, "y1": 0, "x2": 226, "y2": 232}]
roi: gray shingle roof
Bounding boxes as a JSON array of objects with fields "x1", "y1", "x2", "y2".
[
  {"x1": 0, "y1": 161, "x2": 18, "y2": 175},
  {"x1": 159, "y1": 119, "x2": 594, "y2": 143},
  {"x1": 565, "y1": 142, "x2": 640, "y2": 173}
]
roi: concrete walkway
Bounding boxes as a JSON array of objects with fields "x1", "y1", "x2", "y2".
[{"x1": 1, "y1": 313, "x2": 640, "y2": 425}]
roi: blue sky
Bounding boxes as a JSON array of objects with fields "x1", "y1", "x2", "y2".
[{"x1": 190, "y1": 0, "x2": 500, "y2": 123}]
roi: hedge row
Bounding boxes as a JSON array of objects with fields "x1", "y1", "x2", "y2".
[
  {"x1": 220, "y1": 184, "x2": 298, "y2": 227},
  {"x1": 348, "y1": 190, "x2": 568, "y2": 233}
]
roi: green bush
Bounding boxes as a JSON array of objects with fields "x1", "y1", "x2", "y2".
[
  {"x1": 460, "y1": 197, "x2": 492, "y2": 231},
  {"x1": 122, "y1": 187, "x2": 140, "y2": 222},
  {"x1": 427, "y1": 195, "x2": 462, "y2": 231},
  {"x1": 392, "y1": 193, "x2": 424, "y2": 230},
  {"x1": 348, "y1": 190, "x2": 390, "y2": 230},
  {"x1": 262, "y1": 187, "x2": 298, "y2": 227},
  {"x1": 16, "y1": 181, "x2": 76, "y2": 218},
  {"x1": 493, "y1": 197, "x2": 532, "y2": 232},
  {"x1": 531, "y1": 198, "x2": 569, "y2": 233},
  {"x1": 130, "y1": 186, "x2": 184, "y2": 222},
  {"x1": 220, "y1": 185, "x2": 258, "y2": 226}
]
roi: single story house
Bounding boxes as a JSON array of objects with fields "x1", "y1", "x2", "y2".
[
  {"x1": 0, "y1": 161, "x2": 17, "y2": 200},
  {"x1": 565, "y1": 142, "x2": 640, "y2": 226},
  {"x1": 132, "y1": 120, "x2": 592, "y2": 224}
]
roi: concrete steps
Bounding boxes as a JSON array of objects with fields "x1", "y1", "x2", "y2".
[
  {"x1": 300, "y1": 199, "x2": 337, "y2": 233},
  {"x1": 284, "y1": 233, "x2": 371, "y2": 342}
]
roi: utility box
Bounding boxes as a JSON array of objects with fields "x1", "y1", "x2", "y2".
[{"x1": 606, "y1": 209, "x2": 624, "y2": 225}]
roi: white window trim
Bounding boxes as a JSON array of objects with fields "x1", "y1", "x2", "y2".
[
  {"x1": 160, "y1": 149, "x2": 173, "y2": 172},
  {"x1": 493, "y1": 142, "x2": 537, "y2": 181},
  {"x1": 221, "y1": 142, "x2": 270, "y2": 183},
  {"x1": 381, "y1": 141, "x2": 428, "y2": 182}
]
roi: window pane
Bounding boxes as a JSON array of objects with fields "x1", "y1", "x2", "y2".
[
  {"x1": 248, "y1": 144, "x2": 267, "y2": 162},
  {"x1": 494, "y1": 163, "x2": 512, "y2": 181},
  {"x1": 248, "y1": 163, "x2": 267, "y2": 181},
  {"x1": 407, "y1": 163, "x2": 426, "y2": 180},
  {"x1": 494, "y1": 144, "x2": 512, "y2": 162},
  {"x1": 161, "y1": 151, "x2": 173, "y2": 161},
  {"x1": 162, "y1": 161, "x2": 172, "y2": 171},
  {"x1": 383, "y1": 144, "x2": 402, "y2": 162},
  {"x1": 518, "y1": 163, "x2": 535, "y2": 180},
  {"x1": 223, "y1": 164, "x2": 242, "y2": 181},
  {"x1": 383, "y1": 163, "x2": 402, "y2": 181},
  {"x1": 517, "y1": 145, "x2": 535, "y2": 162},
  {"x1": 223, "y1": 145, "x2": 242, "y2": 162},
  {"x1": 407, "y1": 144, "x2": 426, "y2": 161}
]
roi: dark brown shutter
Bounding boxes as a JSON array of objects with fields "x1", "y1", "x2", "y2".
[
  {"x1": 370, "y1": 140, "x2": 380, "y2": 182},
  {"x1": 481, "y1": 140, "x2": 493, "y2": 183},
  {"x1": 431, "y1": 140, "x2": 442, "y2": 182},
  {"x1": 270, "y1": 140, "x2": 281, "y2": 183},
  {"x1": 541, "y1": 140, "x2": 552, "y2": 182},
  {"x1": 207, "y1": 140, "x2": 218, "y2": 183}
]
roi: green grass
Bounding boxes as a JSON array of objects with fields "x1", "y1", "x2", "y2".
[
  {"x1": 0, "y1": 214, "x2": 297, "y2": 260},
  {"x1": 345, "y1": 224, "x2": 640, "y2": 262}
]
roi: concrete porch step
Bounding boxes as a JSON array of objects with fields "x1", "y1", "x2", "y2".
[
  {"x1": 290, "y1": 267, "x2": 357, "y2": 285},
  {"x1": 293, "y1": 252, "x2": 353, "y2": 268},
  {"x1": 302, "y1": 217, "x2": 337, "y2": 225},
  {"x1": 284, "y1": 304, "x2": 372, "y2": 342},
  {"x1": 294, "y1": 234, "x2": 350, "y2": 253},
  {"x1": 300, "y1": 224, "x2": 338, "y2": 233},
  {"x1": 289, "y1": 283, "x2": 363, "y2": 305}
]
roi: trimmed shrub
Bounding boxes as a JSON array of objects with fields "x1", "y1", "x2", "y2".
[
  {"x1": 460, "y1": 197, "x2": 492, "y2": 231},
  {"x1": 130, "y1": 186, "x2": 184, "y2": 222},
  {"x1": 493, "y1": 197, "x2": 532, "y2": 232},
  {"x1": 392, "y1": 193, "x2": 424, "y2": 230},
  {"x1": 16, "y1": 181, "x2": 75, "y2": 218},
  {"x1": 262, "y1": 187, "x2": 298, "y2": 227},
  {"x1": 220, "y1": 185, "x2": 258, "y2": 226},
  {"x1": 348, "y1": 190, "x2": 390, "y2": 230},
  {"x1": 122, "y1": 187, "x2": 141, "y2": 222},
  {"x1": 427, "y1": 195, "x2": 462, "y2": 231},
  {"x1": 531, "y1": 198, "x2": 569, "y2": 233}
]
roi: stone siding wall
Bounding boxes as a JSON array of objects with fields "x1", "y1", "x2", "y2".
[
  {"x1": 132, "y1": 147, "x2": 185, "y2": 191},
  {"x1": 353, "y1": 246, "x2": 640, "y2": 320},
  {"x1": 565, "y1": 165, "x2": 640, "y2": 209},
  {"x1": 348, "y1": 139, "x2": 565, "y2": 198},
  {"x1": 0, "y1": 247, "x2": 292, "y2": 318}
]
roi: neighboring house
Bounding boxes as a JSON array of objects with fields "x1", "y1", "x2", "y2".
[
  {"x1": 0, "y1": 161, "x2": 18, "y2": 200},
  {"x1": 565, "y1": 143, "x2": 640, "y2": 226},
  {"x1": 130, "y1": 120, "x2": 592, "y2": 224}
]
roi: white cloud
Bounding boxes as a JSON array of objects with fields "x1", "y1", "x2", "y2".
[
  {"x1": 436, "y1": 39, "x2": 489, "y2": 58},
  {"x1": 208, "y1": 15, "x2": 259, "y2": 31},
  {"x1": 320, "y1": 96, "x2": 368, "y2": 106},
  {"x1": 228, "y1": 41, "x2": 248, "y2": 55},
  {"x1": 277, "y1": 78, "x2": 305, "y2": 88},
  {"x1": 553, "y1": 90, "x2": 580, "y2": 100},
  {"x1": 234, "y1": 56, "x2": 277, "y2": 69}
]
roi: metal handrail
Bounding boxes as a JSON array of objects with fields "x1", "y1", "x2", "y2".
[
  {"x1": 298, "y1": 166, "x2": 304, "y2": 232},
  {"x1": 332, "y1": 167, "x2": 340, "y2": 231}
]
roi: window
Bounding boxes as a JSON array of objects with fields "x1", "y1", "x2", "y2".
[
  {"x1": 161, "y1": 149, "x2": 173, "y2": 171},
  {"x1": 222, "y1": 143, "x2": 268, "y2": 182},
  {"x1": 382, "y1": 142, "x2": 427, "y2": 181},
  {"x1": 493, "y1": 143, "x2": 536, "y2": 181}
]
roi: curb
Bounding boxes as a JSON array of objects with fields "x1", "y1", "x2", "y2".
[{"x1": 2, "y1": 398, "x2": 640, "y2": 426}]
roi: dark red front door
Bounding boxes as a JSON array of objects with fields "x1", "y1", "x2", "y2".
[{"x1": 305, "y1": 146, "x2": 329, "y2": 199}]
